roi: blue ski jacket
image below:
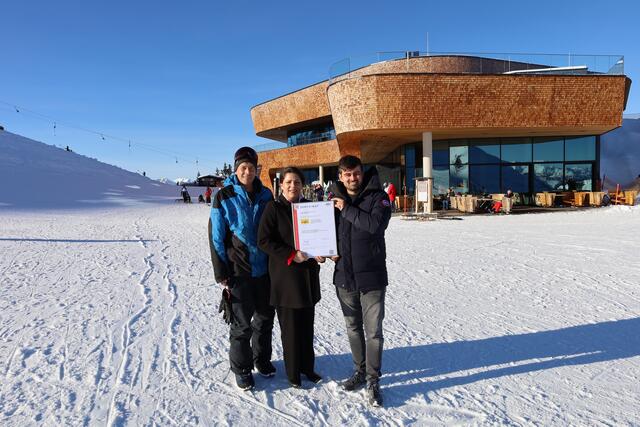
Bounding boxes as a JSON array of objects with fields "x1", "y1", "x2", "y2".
[{"x1": 208, "y1": 174, "x2": 273, "y2": 283}]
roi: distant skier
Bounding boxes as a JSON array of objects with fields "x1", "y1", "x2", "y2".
[
  {"x1": 205, "y1": 186, "x2": 213, "y2": 204},
  {"x1": 181, "y1": 185, "x2": 191, "y2": 203}
]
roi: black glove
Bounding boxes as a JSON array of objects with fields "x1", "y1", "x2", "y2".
[{"x1": 218, "y1": 287, "x2": 233, "y2": 325}]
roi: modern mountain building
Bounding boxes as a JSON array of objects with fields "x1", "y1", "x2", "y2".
[{"x1": 250, "y1": 52, "x2": 631, "y2": 206}]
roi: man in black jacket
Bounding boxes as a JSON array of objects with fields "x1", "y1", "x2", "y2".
[{"x1": 329, "y1": 155, "x2": 391, "y2": 407}]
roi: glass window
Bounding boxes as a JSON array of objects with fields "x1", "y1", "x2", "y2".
[
  {"x1": 433, "y1": 147, "x2": 449, "y2": 166},
  {"x1": 470, "y1": 165, "x2": 500, "y2": 194},
  {"x1": 502, "y1": 165, "x2": 530, "y2": 193},
  {"x1": 565, "y1": 163, "x2": 593, "y2": 191},
  {"x1": 469, "y1": 141, "x2": 500, "y2": 164},
  {"x1": 534, "y1": 163, "x2": 564, "y2": 192},
  {"x1": 533, "y1": 137, "x2": 564, "y2": 162},
  {"x1": 405, "y1": 145, "x2": 416, "y2": 167},
  {"x1": 405, "y1": 145, "x2": 416, "y2": 193},
  {"x1": 501, "y1": 138, "x2": 532, "y2": 163},
  {"x1": 450, "y1": 164, "x2": 469, "y2": 193},
  {"x1": 450, "y1": 144, "x2": 468, "y2": 165},
  {"x1": 565, "y1": 136, "x2": 596, "y2": 161},
  {"x1": 433, "y1": 165, "x2": 449, "y2": 195},
  {"x1": 301, "y1": 168, "x2": 319, "y2": 184},
  {"x1": 287, "y1": 125, "x2": 335, "y2": 147}
]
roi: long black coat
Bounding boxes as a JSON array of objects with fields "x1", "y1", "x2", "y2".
[
  {"x1": 257, "y1": 195, "x2": 321, "y2": 308},
  {"x1": 328, "y1": 168, "x2": 391, "y2": 292}
]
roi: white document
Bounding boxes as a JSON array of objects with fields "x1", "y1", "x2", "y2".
[{"x1": 291, "y1": 201, "x2": 338, "y2": 257}]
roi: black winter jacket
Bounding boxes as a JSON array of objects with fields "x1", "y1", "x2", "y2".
[
  {"x1": 329, "y1": 168, "x2": 391, "y2": 292},
  {"x1": 257, "y1": 195, "x2": 321, "y2": 308}
]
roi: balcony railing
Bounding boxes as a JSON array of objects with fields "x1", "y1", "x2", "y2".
[
  {"x1": 329, "y1": 51, "x2": 624, "y2": 83},
  {"x1": 254, "y1": 142, "x2": 287, "y2": 153},
  {"x1": 254, "y1": 132, "x2": 337, "y2": 153},
  {"x1": 287, "y1": 130, "x2": 336, "y2": 147}
]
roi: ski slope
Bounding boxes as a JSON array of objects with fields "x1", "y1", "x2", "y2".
[
  {"x1": 1, "y1": 203, "x2": 639, "y2": 426},
  {"x1": 0, "y1": 131, "x2": 178, "y2": 210}
]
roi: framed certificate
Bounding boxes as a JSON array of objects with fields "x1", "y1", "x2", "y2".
[{"x1": 291, "y1": 201, "x2": 338, "y2": 257}]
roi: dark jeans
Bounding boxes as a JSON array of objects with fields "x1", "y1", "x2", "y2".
[
  {"x1": 336, "y1": 287, "x2": 385, "y2": 382},
  {"x1": 228, "y1": 275, "x2": 275, "y2": 375},
  {"x1": 276, "y1": 306, "x2": 315, "y2": 383}
]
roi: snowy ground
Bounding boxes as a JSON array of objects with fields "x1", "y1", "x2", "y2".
[
  {"x1": 0, "y1": 131, "x2": 179, "y2": 210},
  {"x1": 1, "y1": 203, "x2": 639, "y2": 426}
]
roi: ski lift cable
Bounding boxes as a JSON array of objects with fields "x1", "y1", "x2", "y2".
[{"x1": 0, "y1": 100, "x2": 219, "y2": 164}]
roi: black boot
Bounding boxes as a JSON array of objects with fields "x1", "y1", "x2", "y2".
[
  {"x1": 341, "y1": 371, "x2": 366, "y2": 391},
  {"x1": 303, "y1": 371, "x2": 322, "y2": 384},
  {"x1": 367, "y1": 381, "x2": 383, "y2": 407}
]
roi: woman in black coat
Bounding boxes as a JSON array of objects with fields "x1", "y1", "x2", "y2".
[{"x1": 258, "y1": 167, "x2": 323, "y2": 388}]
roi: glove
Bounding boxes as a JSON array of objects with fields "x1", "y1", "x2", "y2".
[{"x1": 218, "y1": 287, "x2": 233, "y2": 325}]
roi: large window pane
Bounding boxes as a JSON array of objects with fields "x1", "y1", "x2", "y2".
[
  {"x1": 501, "y1": 138, "x2": 532, "y2": 163},
  {"x1": 534, "y1": 163, "x2": 564, "y2": 192},
  {"x1": 450, "y1": 164, "x2": 469, "y2": 193},
  {"x1": 405, "y1": 145, "x2": 416, "y2": 193},
  {"x1": 405, "y1": 145, "x2": 416, "y2": 167},
  {"x1": 470, "y1": 165, "x2": 500, "y2": 194},
  {"x1": 502, "y1": 165, "x2": 530, "y2": 193},
  {"x1": 450, "y1": 144, "x2": 468, "y2": 165},
  {"x1": 301, "y1": 168, "x2": 319, "y2": 184},
  {"x1": 433, "y1": 148, "x2": 449, "y2": 166},
  {"x1": 565, "y1": 163, "x2": 593, "y2": 191},
  {"x1": 533, "y1": 138, "x2": 564, "y2": 162},
  {"x1": 433, "y1": 166, "x2": 450, "y2": 195},
  {"x1": 470, "y1": 144, "x2": 501, "y2": 164},
  {"x1": 565, "y1": 136, "x2": 596, "y2": 161},
  {"x1": 287, "y1": 125, "x2": 335, "y2": 147}
]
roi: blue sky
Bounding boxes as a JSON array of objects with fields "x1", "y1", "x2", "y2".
[{"x1": 1, "y1": 0, "x2": 638, "y2": 180}]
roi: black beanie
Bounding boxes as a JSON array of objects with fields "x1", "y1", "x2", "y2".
[{"x1": 234, "y1": 146, "x2": 258, "y2": 171}]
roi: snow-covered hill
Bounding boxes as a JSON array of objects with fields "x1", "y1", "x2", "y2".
[{"x1": 0, "y1": 130, "x2": 180, "y2": 210}]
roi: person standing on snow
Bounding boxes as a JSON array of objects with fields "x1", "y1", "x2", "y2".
[
  {"x1": 385, "y1": 182, "x2": 396, "y2": 212},
  {"x1": 208, "y1": 146, "x2": 276, "y2": 391},
  {"x1": 328, "y1": 155, "x2": 392, "y2": 407},
  {"x1": 258, "y1": 167, "x2": 323, "y2": 388},
  {"x1": 181, "y1": 185, "x2": 191, "y2": 203}
]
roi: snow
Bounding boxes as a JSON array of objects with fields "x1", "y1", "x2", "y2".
[
  {"x1": 0, "y1": 131, "x2": 180, "y2": 210},
  {"x1": 1, "y1": 204, "x2": 638, "y2": 425},
  {"x1": 1, "y1": 130, "x2": 640, "y2": 425}
]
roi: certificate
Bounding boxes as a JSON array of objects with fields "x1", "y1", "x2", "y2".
[{"x1": 291, "y1": 201, "x2": 338, "y2": 257}]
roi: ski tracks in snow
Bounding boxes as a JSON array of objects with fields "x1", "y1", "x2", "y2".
[{"x1": 1, "y1": 205, "x2": 640, "y2": 425}]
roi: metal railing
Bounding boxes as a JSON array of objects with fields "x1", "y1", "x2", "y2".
[
  {"x1": 287, "y1": 130, "x2": 336, "y2": 147},
  {"x1": 254, "y1": 132, "x2": 337, "y2": 153},
  {"x1": 329, "y1": 51, "x2": 624, "y2": 83},
  {"x1": 254, "y1": 141, "x2": 286, "y2": 153}
]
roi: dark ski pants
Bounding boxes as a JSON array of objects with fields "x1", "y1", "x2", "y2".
[
  {"x1": 276, "y1": 306, "x2": 315, "y2": 383},
  {"x1": 228, "y1": 275, "x2": 275, "y2": 375},
  {"x1": 336, "y1": 287, "x2": 385, "y2": 383}
]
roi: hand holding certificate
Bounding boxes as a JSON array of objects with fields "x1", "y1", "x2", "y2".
[{"x1": 291, "y1": 201, "x2": 338, "y2": 257}]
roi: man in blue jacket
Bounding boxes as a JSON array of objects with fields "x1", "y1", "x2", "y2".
[
  {"x1": 208, "y1": 147, "x2": 275, "y2": 391},
  {"x1": 329, "y1": 155, "x2": 392, "y2": 407}
]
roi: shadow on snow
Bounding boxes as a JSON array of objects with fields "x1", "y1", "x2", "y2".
[{"x1": 314, "y1": 317, "x2": 640, "y2": 408}]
